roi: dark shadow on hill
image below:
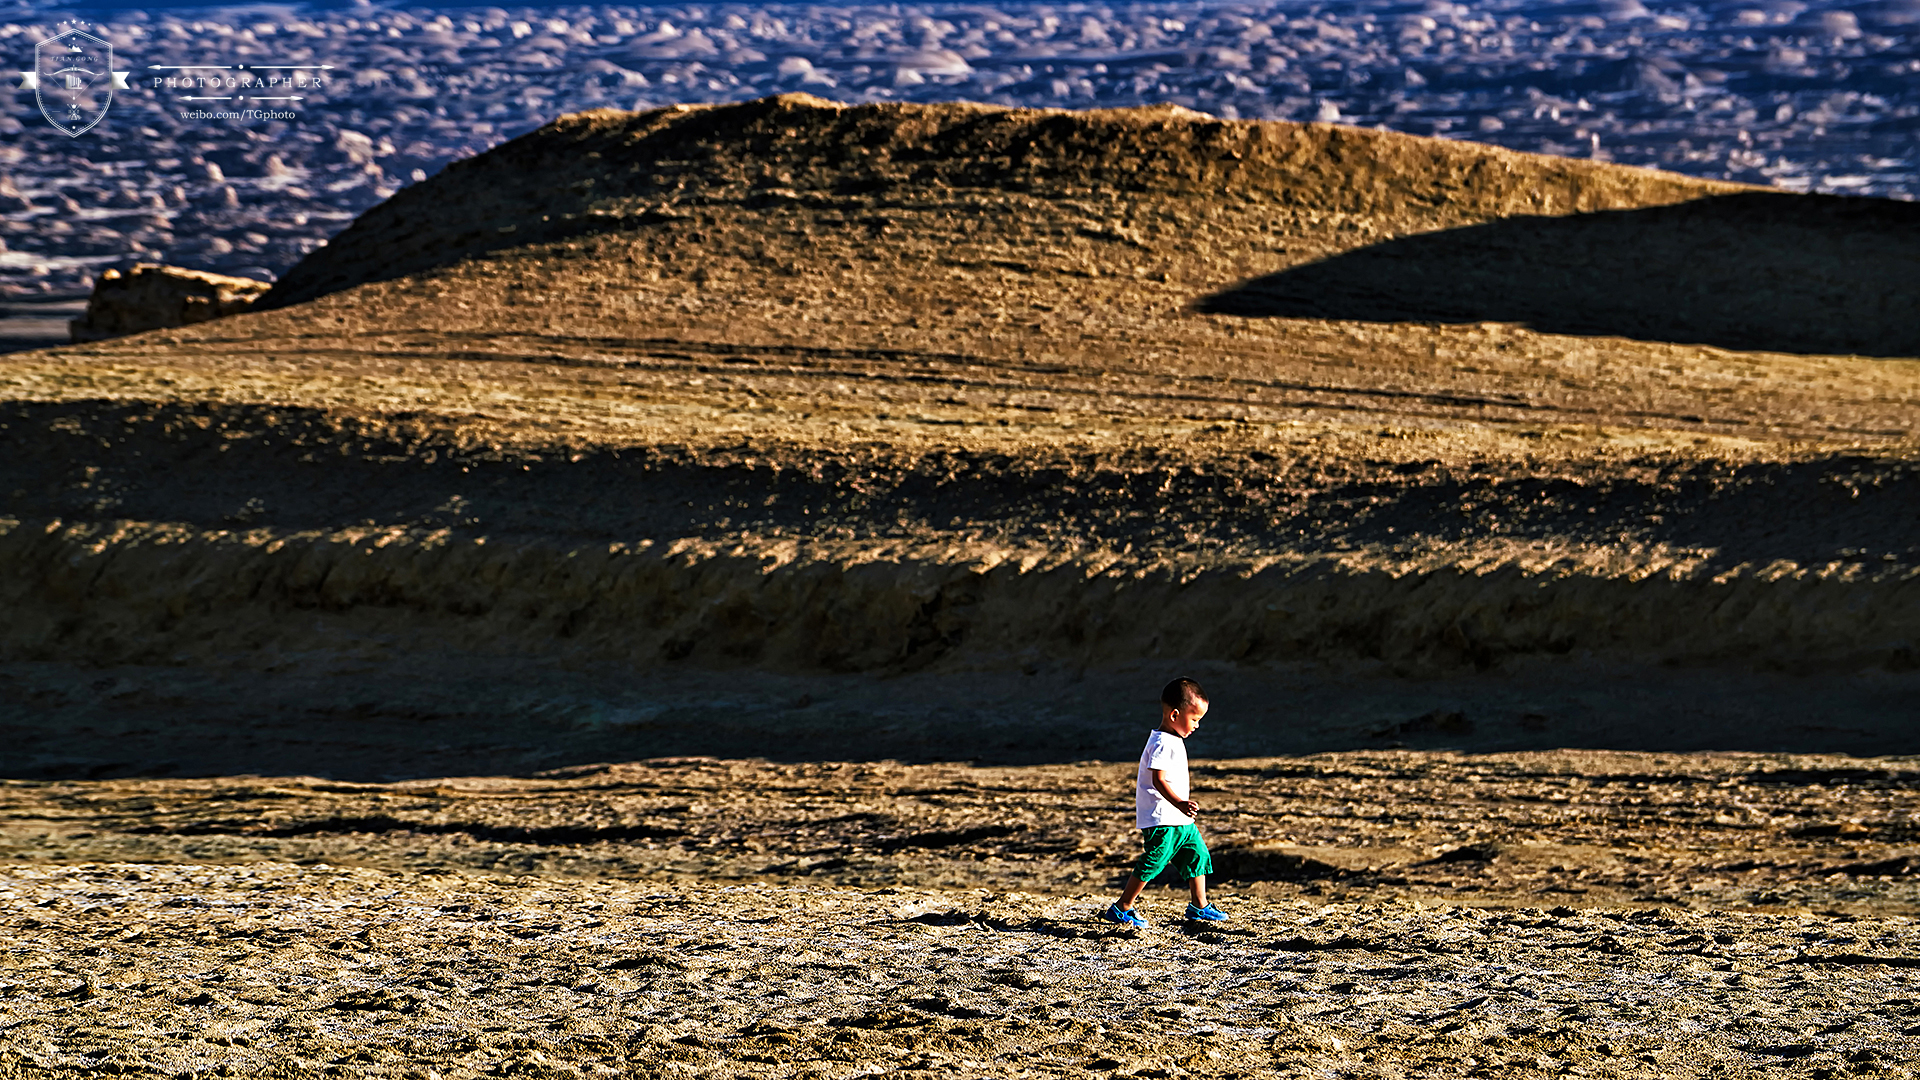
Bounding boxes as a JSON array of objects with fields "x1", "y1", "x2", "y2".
[
  {"x1": 5, "y1": 400, "x2": 1919, "y2": 572},
  {"x1": 1198, "y1": 192, "x2": 1920, "y2": 357},
  {"x1": 2, "y1": 655, "x2": 1915, "y2": 782}
]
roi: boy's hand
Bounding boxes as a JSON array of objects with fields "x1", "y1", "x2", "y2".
[{"x1": 1181, "y1": 798, "x2": 1199, "y2": 817}]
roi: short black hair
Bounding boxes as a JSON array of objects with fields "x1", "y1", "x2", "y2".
[{"x1": 1161, "y1": 677, "x2": 1208, "y2": 712}]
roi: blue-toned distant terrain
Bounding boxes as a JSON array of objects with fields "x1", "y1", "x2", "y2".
[{"x1": 1, "y1": 0, "x2": 1914, "y2": 296}]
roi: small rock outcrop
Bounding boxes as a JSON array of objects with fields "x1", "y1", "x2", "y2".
[{"x1": 68, "y1": 264, "x2": 270, "y2": 343}]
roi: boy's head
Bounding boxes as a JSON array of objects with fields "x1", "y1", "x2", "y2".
[{"x1": 1159, "y1": 677, "x2": 1209, "y2": 737}]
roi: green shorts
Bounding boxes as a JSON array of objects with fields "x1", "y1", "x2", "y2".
[{"x1": 1136, "y1": 823, "x2": 1212, "y2": 883}]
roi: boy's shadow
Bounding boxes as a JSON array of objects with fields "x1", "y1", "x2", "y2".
[{"x1": 1196, "y1": 191, "x2": 1920, "y2": 358}]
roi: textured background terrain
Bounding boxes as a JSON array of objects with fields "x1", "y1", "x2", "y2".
[
  {"x1": 3, "y1": 97, "x2": 1918, "y2": 1078},
  {"x1": 4, "y1": 97, "x2": 1917, "y2": 762}
]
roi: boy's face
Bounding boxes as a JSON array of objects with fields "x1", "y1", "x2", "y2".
[{"x1": 1161, "y1": 698, "x2": 1208, "y2": 737}]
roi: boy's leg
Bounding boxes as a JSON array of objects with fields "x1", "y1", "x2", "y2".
[
  {"x1": 1181, "y1": 827, "x2": 1218, "y2": 914},
  {"x1": 1120, "y1": 827, "x2": 1180, "y2": 912}
]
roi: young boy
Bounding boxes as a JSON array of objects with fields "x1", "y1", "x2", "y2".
[{"x1": 1102, "y1": 677, "x2": 1227, "y2": 927}]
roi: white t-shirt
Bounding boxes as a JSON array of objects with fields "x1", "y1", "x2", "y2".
[{"x1": 1135, "y1": 728, "x2": 1193, "y2": 829}]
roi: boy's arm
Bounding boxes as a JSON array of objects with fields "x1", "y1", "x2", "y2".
[{"x1": 1150, "y1": 768, "x2": 1198, "y2": 817}]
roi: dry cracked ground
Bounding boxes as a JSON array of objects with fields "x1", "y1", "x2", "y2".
[
  {"x1": 5, "y1": 752, "x2": 1920, "y2": 1078},
  {"x1": 2, "y1": 862, "x2": 1918, "y2": 1080},
  {"x1": 5, "y1": 98, "x2": 1920, "y2": 1077}
]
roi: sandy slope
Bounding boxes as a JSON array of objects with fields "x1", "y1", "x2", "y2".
[{"x1": 3, "y1": 97, "x2": 1918, "y2": 776}]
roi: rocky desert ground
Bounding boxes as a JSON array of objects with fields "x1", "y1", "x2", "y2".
[
  {"x1": 5, "y1": 751, "x2": 1920, "y2": 1077},
  {"x1": 3, "y1": 97, "x2": 1918, "y2": 1076},
  {"x1": 4, "y1": 859, "x2": 1917, "y2": 1079}
]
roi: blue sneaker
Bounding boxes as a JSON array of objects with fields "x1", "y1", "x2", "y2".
[
  {"x1": 1185, "y1": 903, "x2": 1228, "y2": 922},
  {"x1": 1100, "y1": 903, "x2": 1148, "y2": 928}
]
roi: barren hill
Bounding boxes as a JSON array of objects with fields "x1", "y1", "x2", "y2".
[
  {"x1": 3, "y1": 95, "x2": 1918, "y2": 774},
  {"x1": 264, "y1": 94, "x2": 1733, "y2": 307},
  {"x1": 261, "y1": 93, "x2": 1917, "y2": 357}
]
